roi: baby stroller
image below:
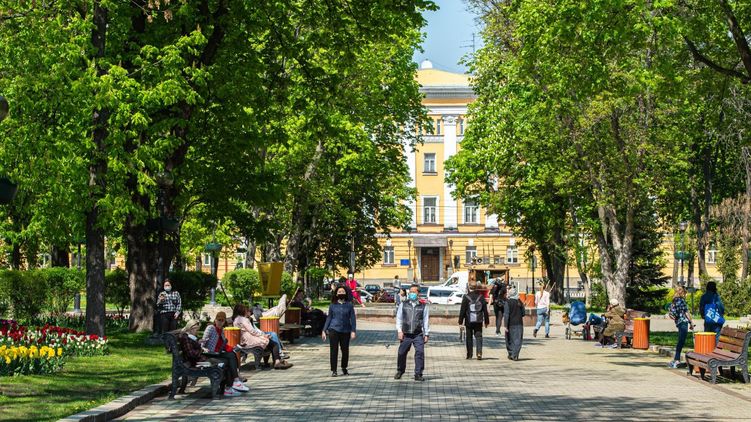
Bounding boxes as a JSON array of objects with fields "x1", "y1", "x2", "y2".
[{"x1": 564, "y1": 301, "x2": 587, "y2": 340}]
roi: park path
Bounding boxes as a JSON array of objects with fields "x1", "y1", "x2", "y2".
[{"x1": 116, "y1": 321, "x2": 751, "y2": 421}]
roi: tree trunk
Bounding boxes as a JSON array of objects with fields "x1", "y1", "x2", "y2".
[
  {"x1": 126, "y1": 220, "x2": 157, "y2": 332},
  {"x1": 51, "y1": 244, "x2": 70, "y2": 267},
  {"x1": 742, "y1": 147, "x2": 750, "y2": 280},
  {"x1": 85, "y1": 0, "x2": 109, "y2": 338},
  {"x1": 10, "y1": 243, "x2": 22, "y2": 270}
]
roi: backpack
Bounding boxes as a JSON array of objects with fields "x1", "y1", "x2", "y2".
[
  {"x1": 468, "y1": 295, "x2": 484, "y2": 324},
  {"x1": 704, "y1": 296, "x2": 725, "y2": 325}
]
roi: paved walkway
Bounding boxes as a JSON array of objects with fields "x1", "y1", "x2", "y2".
[{"x1": 117, "y1": 321, "x2": 751, "y2": 421}]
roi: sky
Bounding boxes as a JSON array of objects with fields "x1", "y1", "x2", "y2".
[{"x1": 413, "y1": 0, "x2": 483, "y2": 74}]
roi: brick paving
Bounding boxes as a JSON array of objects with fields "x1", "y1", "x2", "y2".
[{"x1": 117, "y1": 321, "x2": 751, "y2": 421}]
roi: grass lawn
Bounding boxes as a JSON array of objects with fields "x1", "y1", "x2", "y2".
[{"x1": 0, "y1": 330, "x2": 171, "y2": 422}]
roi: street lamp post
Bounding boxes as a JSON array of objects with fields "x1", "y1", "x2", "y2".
[{"x1": 449, "y1": 239, "x2": 454, "y2": 274}]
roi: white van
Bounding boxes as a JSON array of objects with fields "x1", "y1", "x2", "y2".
[
  {"x1": 428, "y1": 289, "x2": 465, "y2": 305},
  {"x1": 427, "y1": 271, "x2": 468, "y2": 304}
]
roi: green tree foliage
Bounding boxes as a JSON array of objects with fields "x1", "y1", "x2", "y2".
[{"x1": 0, "y1": 0, "x2": 434, "y2": 334}]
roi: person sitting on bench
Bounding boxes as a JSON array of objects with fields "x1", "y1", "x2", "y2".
[
  {"x1": 232, "y1": 304, "x2": 292, "y2": 370},
  {"x1": 178, "y1": 320, "x2": 248, "y2": 397},
  {"x1": 201, "y1": 312, "x2": 252, "y2": 389},
  {"x1": 252, "y1": 295, "x2": 288, "y2": 320},
  {"x1": 596, "y1": 300, "x2": 625, "y2": 348}
]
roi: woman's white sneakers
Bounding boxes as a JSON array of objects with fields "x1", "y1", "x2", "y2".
[
  {"x1": 232, "y1": 380, "x2": 250, "y2": 392},
  {"x1": 224, "y1": 388, "x2": 242, "y2": 397}
]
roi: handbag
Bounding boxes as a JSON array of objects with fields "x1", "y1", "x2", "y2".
[{"x1": 704, "y1": 297, "x2": 725, "y2": 325}]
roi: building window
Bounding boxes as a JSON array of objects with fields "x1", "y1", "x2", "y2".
[
  {"x1": 423, "y1": 197, "x2": 438, "y2": 224},
  {"x1": 707, "y1": 245, "x2": 717, "y2": 264},
  {"x1": 463, "y1": 199, "x2": 479, "y2": 224},
  {"x1": 202, "y1": 253, "x2": 212, "y2": 267},
  {"x1": 435, "y1": 119, "x2": 442, "y2": 135},
  {"x1": 465, "y1": 246, "x2": 477, "y2": 264},
  {"x1": 506, "y1": 245, "x2": 518, "y2": 264},
  {"x1": 383, "y1": 246, "x2": 395, "y2": 264},
  {"x1": 424, "y1": 153, "x2": 436, "y2": 173},
  {"x1": 459, "y1": 118, "x2": 465, "y2": 135}
]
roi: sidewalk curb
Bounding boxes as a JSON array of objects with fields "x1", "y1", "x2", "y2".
[{"x1": 57, "y1": 379, "x2": 171, "y2": 422}]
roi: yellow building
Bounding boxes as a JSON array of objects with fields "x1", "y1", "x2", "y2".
[
  {"x1": 358, "y1": 60, "x2": 727, "y2": 290},
  {"x1": 359, "y1": 60, "x2": 538, "y2": 288}
]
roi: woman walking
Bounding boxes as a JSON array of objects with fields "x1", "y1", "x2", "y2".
[
  {"x1": 700, "y1": 282, "x2": 725, "y2": 342},
  {"x1": 503, "y1": 286, "x2": 525, "y2": 361},
  {"x1": 668, "y1": 287, "x2": 694, "y2": 368},
  {"x1": 323, "y1": 285, "x2": 357, "y2": 377}
]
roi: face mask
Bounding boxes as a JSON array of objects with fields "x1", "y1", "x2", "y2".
[
  {"x1": 337, "y1": 294, "x2": 347, "y2": 300},
  {"x1": 164, "y1": 287, "x2": 172, "y2": 292},
  {"x1": 187, "y1": 333, "x2": 197, "y2": 341},
  {"x1": 408, "y1": 292, "x2": 418, "y2": 301}
]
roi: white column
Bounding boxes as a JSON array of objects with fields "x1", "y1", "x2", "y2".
[
  {"x1": 405, "y1": 138, "x2": 417, "y2": 228},
  {"x1": 443, "y1": 115, "x2": 458, "y2": 229}
]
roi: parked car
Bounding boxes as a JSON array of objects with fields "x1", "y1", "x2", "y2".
[
  {"x1": 364, "y1": 284, "x2": 381, "y2": 295},
  {"x1": 428, "y1": 287, "x2": 465, "y2": 305}
]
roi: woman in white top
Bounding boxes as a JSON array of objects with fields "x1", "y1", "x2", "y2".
[{"x1": 533, "y1": 282, "x2": 551, "y2": 338}]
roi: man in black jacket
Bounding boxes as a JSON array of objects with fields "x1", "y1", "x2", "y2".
[
  {"x1": 490, "y1": 280, "x2": 507, "y2": 336},
  {"x1": 459, "y1": 285, "x2": 490, "y2": 360}
]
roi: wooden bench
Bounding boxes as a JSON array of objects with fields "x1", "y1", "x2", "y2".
[
  {"x1": 685, "y1": 327, "x2": 750, "y2": 384},
  {"x1": 592, "y1": 309, "x2": 649, "y2": 347},
  {"x1": 279, "y1": 323, "x2": 304, "y2": 343},
  {"x1": 162, "y1": 333, "x2": 223, "y2": 399}
]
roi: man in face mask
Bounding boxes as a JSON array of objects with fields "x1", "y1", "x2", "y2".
[{"x1": 394, "y1": 284, "x2": 430, "y2": 381}]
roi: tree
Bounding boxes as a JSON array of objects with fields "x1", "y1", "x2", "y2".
[{"x1": 453, "y1": 0, "x2": 690, "y2": 307}]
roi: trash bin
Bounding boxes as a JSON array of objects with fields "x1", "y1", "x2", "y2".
[
  {"x1": 224, "y1": 326, "x2": 241, "y2": 363},
  {"x1": 285, "y1": 307, "x2": 301, "y2": 338},
  {"x1": 632, "y1": 318, "x2": 650, "y2": 349},
  {"x1": 260, "y1": 316, "x2": 280, "y2": 335},
  {"x1": 693, "y1": 332, "x2": 716, "y2": 373}
]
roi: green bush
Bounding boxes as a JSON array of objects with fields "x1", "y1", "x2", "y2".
[
  {"x1": 718, "y1": 277, "x2": 751, "y2": 317},
  {"x1": 37, "y1": 267, "x2": 85, "y2": 315},
  {"x1": 105, "y1": 268, "x2": 130, "y2": 316},
  {"x1": 168, "y1": 271, "x2": 216, "y2": 312},
  {"x1": 222, "y1": 269, "x2": 260, "y2": 304},
  {"x1": 0, "y1": 270, "x2": 48, "y2": 320}
]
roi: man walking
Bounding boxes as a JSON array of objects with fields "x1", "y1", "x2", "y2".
[
  {"x1": 395, "y1": 284, "x2": 430, "y2": 381},
  {"x1": 491, "y1": 280, "x2": 507, "y2": 336},
  {"x1": 459, "y1": 284, "x2": 489, "y2": 360},
  {"x1": 533, "y1": 282, "x2": 551, "y2": 338}
]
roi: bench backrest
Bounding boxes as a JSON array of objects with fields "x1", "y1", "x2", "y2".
[
  {"x1": 162, "y1": 333, "x2": 190, "y2": 370},
  {"x1": 624, "y1": 309, "x2": 649, "y2": 331},
  {"x1": 716, "y1": 327, "x2": 751, "y2": 357}
]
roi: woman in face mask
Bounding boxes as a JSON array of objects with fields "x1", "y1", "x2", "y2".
[
  {"x1": 322, "y1": 284, "x2": 357, "y2": 377},
  {"x1": 157, "y1": 279, "x2": 182, "y2": 333}
]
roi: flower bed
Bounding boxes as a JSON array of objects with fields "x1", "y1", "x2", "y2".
[{"x1": 0, "y1": 319, "x2": 109, "y2": 375}]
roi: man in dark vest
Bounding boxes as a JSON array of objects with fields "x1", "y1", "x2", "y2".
[{"x1": 395, "y1": 284, "x2": 430, "y2": 381}]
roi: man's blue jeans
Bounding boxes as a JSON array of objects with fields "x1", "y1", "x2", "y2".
[{"x1": 535, "y1": 308, "x2": 550, "y2": 335}]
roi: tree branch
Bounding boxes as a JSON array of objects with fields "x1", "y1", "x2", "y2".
[
  {"x1": 718, "y1": 0, "x2": 751, "y2": 81},
  {"x1": 684, "y1": 36, "x2": 751, "y2": 83}
]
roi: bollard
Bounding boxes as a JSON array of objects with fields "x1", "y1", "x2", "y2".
[
  {"x1": 73, "y1": 292, "x2": 82, "y2": 314},
  {"x1": 210, "y1": 287, "x2": 216, "y2": 305}
]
